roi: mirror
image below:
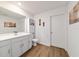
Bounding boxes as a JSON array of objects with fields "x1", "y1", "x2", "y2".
[{"x1": 0, "y1": 7, "x2": 26, "y2": 33}]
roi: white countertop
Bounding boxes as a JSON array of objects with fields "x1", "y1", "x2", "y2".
[{"x1": 0, "y1": 32, "x2": 31, "y2": 41}]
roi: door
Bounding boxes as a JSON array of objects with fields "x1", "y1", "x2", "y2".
[
  {"x1": 22, "y1": 37, "x2": 28, "y2": 53},
  {"x1": 50, "y1": 14, "x2": 66, "y2": 48},
  {"x1": 28, "y1": 35, "x2": 32, "y2": 49},
  {"x1": 0, "y1": 45, "x2": 11, "y2": 57},
  {"x1": 12, "y1": 41, "x2": 22, "y2": 57}
]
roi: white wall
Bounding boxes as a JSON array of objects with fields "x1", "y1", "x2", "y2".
[
  {"x1": 34, "y1": 15, "x2": 50, "y2": 46},
  {"x1": 68, "y1": 1, "x2": 79, "y2": 57},
  {"x1": 34, "y1": 5, "x2": 68, "y2": 48}
]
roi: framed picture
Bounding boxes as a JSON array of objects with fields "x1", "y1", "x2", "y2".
[
  {"x1": 43, "y1": 22, "x2": 45, "y2": 27},
  {"x1": 69, "y1": 2, "x2": 79, "y2": 24},
  {"x1": 39, "y1": 19, "x2": 41, "y2": 26},
  {"x1": 4, "y1": 20, "x2": 16, "y2": 28}
]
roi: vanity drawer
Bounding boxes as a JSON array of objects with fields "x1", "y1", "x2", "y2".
[
  {"x1": 11, "y1": 35, "x2": 28, "y2": 43},
  {"x1": 0, "y1": 40, "x2": 10, "y2": 47}
]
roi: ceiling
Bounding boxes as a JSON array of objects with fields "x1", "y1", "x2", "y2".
[
  {"x1": 0, "y1": 1, "x2": 68, "y2": 16},
  {"x1": 0, "y1": 7, "x2": 26, "y2": 20}
]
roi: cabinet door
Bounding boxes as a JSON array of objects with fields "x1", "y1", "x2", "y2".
[
  {"x1": 28, "y1": 35, "x2": 32, "y2": 49},
  {"x1": 0, "y1": 45, "x2": 11, "y2": 57},
  {"x1": 22, "y1": 35, "x2": 32, "y2": 53},
  {"x1": 22, "y1": 36, "x2": 29, "y2": 53},
  {"x1": 22, "y1": 40, "x2": 28, "y2": 53},
  {"x1": 12, "y1": 41, "x2": 22, "y2": 57}
]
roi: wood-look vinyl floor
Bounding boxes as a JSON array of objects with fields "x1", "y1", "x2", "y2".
[{"x1": 21, "y1": 44, "x2": 69, "y2": 57}]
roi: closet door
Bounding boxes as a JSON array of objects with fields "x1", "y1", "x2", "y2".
[{"x1": 51, "y1": 14, "x2": 66, "y2": 48}]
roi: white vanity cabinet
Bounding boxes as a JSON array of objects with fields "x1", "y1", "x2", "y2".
[
  {"x1": 11, "y1": 39, "x2": 22, "y2": 57},
  {"x1": 22, "y1": 36, "x2": 28, "y2": 53},
  {"x1": 11, "y1": 34, "x2": 32, "y2": 57},
  {"x1": 0, "y1": 40, "x2": 11, "y2": 57},
  {"x1": 0, "y1": 33, "x2": 32, "y2": 57},
  {"x1": 21, "y1": 34, "x2": 32, "y2": 54},
  {"x1": 28, "y1": 34, "x2": 32, "y2": 49}
]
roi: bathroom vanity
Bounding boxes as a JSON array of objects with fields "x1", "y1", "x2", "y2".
[
  {"x1": 0, "y1": 6, "x2": 33, "y2": 57},
  {"x1": 0, "y1": 32, "x2": 32, "y2": 57}
]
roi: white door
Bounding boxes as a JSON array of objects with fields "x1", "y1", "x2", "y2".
[
  {"x1": 50, "y1": 14, "x2": 66, "y2": 48},
  {"x1": 12, "y1": 41, "x2": 22, "y2": 57},
  {"x1": 0, "y1": 45, "x2": 11, "y2": 57}
]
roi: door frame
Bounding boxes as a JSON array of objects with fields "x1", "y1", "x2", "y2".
[{"x1": 50, "y1": 13, "x2": 65, "y2": 46}]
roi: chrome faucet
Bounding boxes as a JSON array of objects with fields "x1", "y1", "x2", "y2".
[{"x1": 13, "y1": 31, "x2": 18, "y2": 35}]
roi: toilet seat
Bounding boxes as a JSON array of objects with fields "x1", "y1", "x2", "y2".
[{"x1": 32, "y1": 39, "x2": 38, "y2": 42}]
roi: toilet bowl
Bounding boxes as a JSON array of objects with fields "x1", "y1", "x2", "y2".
[{"x1": 32, "y1": 39, "x2": 38, "y2": 46}]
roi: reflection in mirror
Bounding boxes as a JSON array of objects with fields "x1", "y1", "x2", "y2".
[
  {"x1": 4, "y1": 20, "x2": 16, "y2": 28},
  {"x1": 0, "y1": 7, "x2": 26, "y2": 34}
]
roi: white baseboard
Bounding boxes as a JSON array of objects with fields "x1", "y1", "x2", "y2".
[{"x1": 38, "y1": 42, "x2": 50, "y2": 46}]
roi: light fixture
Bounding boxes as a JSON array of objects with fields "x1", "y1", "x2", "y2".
[{"x1": 18, "y1": 2, "x2": 22, "y2": 6}]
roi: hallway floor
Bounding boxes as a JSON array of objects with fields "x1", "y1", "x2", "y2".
[{"x1": 21, "y1": 44, "x2": 69, "y2": 57}]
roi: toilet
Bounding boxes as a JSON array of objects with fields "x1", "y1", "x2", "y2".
[
  {"x1": 31, "y1": 31, "x2": 38, "y2": 46},
  {"x1": 32, "y1": 39, "x2": 38, "y2": 46},
  {"x1": 29, "y1": 19, "x2": 38, "y2": 46}
]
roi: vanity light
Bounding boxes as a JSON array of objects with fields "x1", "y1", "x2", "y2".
[{"x1": 18, "y1": 2, "x2": 22, "y2": 6}]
